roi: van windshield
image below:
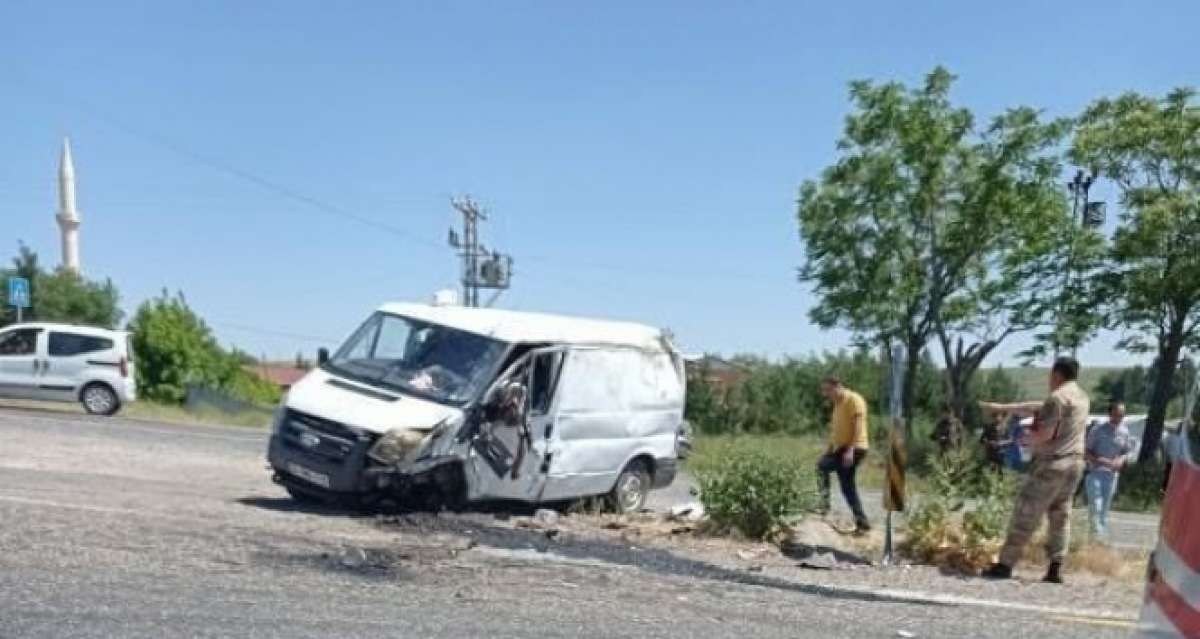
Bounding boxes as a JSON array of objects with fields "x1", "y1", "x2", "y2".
[{"x1": 325, "y1": 312, "x2": 506, "y2": 405}]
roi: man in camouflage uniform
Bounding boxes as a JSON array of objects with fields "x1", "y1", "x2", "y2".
[{"x1": 979, "y1": 357, "x2": 1090, "y2": 584}]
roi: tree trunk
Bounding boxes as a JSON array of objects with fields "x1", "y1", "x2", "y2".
[
  {"x1": 1141, "y1": 323, "x2": 1187, "y2": 462},
  {"x1": 902, "y1": 340, "x2": 921, "y2": 423}
]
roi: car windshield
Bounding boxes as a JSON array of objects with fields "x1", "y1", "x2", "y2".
[{"x1": 325, "y1": 312, "x2": 506, "y2": 405}]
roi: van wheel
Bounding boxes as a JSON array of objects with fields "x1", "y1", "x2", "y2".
[
  {"x1": 608, "y1": 460, "x2": 651, "y2": 514},
  {"x1": 81, "y1": 383, "x2": 120, "y2": 416}
]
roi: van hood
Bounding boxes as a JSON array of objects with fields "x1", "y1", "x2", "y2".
[{"x1": 284, "y1": 368, "x2": 463, "y2": 435}]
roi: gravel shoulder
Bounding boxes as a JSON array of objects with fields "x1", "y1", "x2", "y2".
[{"x1": 0, "y1": 406, "x2": 1140, "y2": 638}]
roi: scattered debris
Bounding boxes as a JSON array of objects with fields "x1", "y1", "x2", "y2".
[
  {"x1": 602, "y1": 520, "x2": 629, "y2": 530},
  {"x1": 780, "y1": 518, "x2": 873, "y2": 567},
  {"x1": 896, "y1": 631, "x2": 916, "y2": 638},
  {"x1": 534, "y1": 508, "x2": 560, "y2": 527},
  {"x1": 338, "y1": 547, "x2": 368, "y2": 569},
  {"x1": 797, "y1": 552, "x2": 838, "y2": 571},
  {"x1": 668, "y1": 502, "x2": 706, "y2": 522}
]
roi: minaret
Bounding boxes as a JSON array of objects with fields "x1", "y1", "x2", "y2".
[{"x1": 56, "y1": 138, "x2": 81, "y2": 274}]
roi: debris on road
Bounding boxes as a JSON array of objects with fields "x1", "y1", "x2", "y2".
[{"x1": 668, "y1": 502, "x2": 706, "y2": 522}]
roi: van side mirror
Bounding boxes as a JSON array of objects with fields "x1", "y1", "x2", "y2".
[{"x1": 317, "y1": 347, "x2": 330, "y2": 366}]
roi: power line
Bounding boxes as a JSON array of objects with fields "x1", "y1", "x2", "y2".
[
  {"x1": 7, "y1": 72, "x2": 443, "y2": 252},
  {"x1": 208, "y1": 319, "x2": 339, "y2": 344},
  {"x1": 6, "y1": 71, "x2": 779, "y2": 289}
]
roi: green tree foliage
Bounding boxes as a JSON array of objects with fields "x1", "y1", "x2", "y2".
[
  {"x1": 684, "y1": 350, "x2": 942, "y2": 436},
  {"x1": 1, "y1": 243, "x2": 121, "y2": 328},
  {"x1": 1094, "y1": 366, "x2": 1152, "y2": 411},
  {"x1": 797, "y1": 68, "x2": 1075, "y2": 421},
  {"x1": 128, "y1": 292, "x2": 279, "y2": 405},
  {"x1": 1072, "y1": 88, "x2": 1200, "y2": 461}
]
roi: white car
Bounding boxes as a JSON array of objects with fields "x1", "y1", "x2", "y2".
[{"x1": 0, "y1": 323, "x2": 136, "y2": 415}]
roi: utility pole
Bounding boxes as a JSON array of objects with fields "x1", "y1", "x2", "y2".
[{"x1": 448, "y1": 197, "x2": 514, "y2": 308}]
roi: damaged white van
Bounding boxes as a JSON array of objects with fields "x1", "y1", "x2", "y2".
[{"x1": 267, "y1": 303, "x2": 686, "y2": 512}]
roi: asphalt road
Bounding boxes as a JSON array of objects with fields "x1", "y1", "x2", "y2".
[{"x1": 0, "y1": 406, "x2": 1143, "y2": 638}]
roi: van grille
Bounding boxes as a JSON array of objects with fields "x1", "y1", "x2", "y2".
[{"x1": 281, "y1": 409, "x2": 372, "y2": 464}]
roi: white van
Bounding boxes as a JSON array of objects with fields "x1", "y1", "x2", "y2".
[
  {"x1": 267, "y1": 303, "x2": 686, "y2": 512},
  {"x1": 0, "y1": 323, "x2": 137, "y2": 415}
]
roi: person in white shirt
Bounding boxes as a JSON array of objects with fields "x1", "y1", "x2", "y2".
[{"x1": 1084, "y1": 402, "x2": 1134, "y2": 540}]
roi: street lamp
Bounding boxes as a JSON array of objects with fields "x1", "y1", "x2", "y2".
[{"x1": 1055, "y1": 171, "x2": 1105, "y2": 357}]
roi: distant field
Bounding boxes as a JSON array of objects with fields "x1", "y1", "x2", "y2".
[{"x1": 1006, "y1": 365, "x2": 1124, "y2": 400}]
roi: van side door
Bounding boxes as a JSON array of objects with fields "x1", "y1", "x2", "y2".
[{"x1": 466, "y1": 347, "x2": 566, "y2": 502}]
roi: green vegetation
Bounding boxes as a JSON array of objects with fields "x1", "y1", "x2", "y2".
[
  {"x1": 796, "y1": 67, "x2": 1083, "y2": 421},
  {"x1": 1, "y1": 242, "x2": 122, "y2": 328},
  {"x1": 128, "y1": 292, "x2": 280, "y2": 406},
  {"x1": 695, "y1": 441, "x2": 821, "y2": 540},
  {"x1": 902, "y1": 448, "x2": 1019, "y2": 573},
  {"x1": 1072, "y1": 88, "x2": 1200, "y2": 461}
]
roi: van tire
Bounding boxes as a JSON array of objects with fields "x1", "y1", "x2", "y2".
[
  {"x1": 80, "y1": 383, "x2": 120, "y2": 416},
  {"x1": 285, "y1": 485, "x2": 325, "y2": 505},
  {"x1": 607, "y1": 459, "x2": 651, "y2": 514}
]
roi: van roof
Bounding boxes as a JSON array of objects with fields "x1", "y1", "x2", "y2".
[{"x1": 378, "y1": 303, "x2": 669, "y2": 351}]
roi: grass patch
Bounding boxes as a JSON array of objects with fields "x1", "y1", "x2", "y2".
[
  {"x1": 124, "y1": 401, "x2": 273, "y2": 428},
  {"x1": 689, "y1": 434, "x2": 924, "y2": 494}
]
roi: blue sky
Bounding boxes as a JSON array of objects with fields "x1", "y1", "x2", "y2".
[{"x1": 1, "y1": 1, "x2": 1195, "y2": 366}]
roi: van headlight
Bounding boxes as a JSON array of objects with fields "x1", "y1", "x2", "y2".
[{"x1": 368, "y1": 427, "x2": 430, "y2": 465}]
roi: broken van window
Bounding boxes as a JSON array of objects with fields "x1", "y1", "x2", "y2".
[{"x1": 325, "y1": 312, "x2": 505, "y2": 405}]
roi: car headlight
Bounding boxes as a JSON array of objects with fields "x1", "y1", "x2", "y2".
[{"x1": 368, "y1": 427, "x2": 429, "y2": 465}]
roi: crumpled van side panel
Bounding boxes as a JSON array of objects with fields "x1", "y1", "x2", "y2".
[{"x1": 540, "y1": 347, "x2": 683, "y2": 500}]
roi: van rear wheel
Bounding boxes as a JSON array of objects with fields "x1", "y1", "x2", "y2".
[
  {"x1": 607, "y1": 460, "x2": 651, "y2": 514},
  {"x1": 81, "y1": 383, "x2": 120, "y2": 416}
]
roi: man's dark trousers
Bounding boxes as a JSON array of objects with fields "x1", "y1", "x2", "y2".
[{"x1": 817, "y1": 448, "x2": 869, "y2": 525}]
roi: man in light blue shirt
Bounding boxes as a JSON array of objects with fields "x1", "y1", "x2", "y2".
[{"x1": 1084, "y1": 402, "x2": 1135, "y2": 540}]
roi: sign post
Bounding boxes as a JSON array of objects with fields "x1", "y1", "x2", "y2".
[
  {"x1": 882, "y1": 345, "x2": 907, "y2": 565},
  {"x1": 7, "y1": 277, "x2": 30, "y2": 323}
]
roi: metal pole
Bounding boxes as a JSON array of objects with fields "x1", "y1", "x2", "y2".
[{"x1": 16, "y1": 306, "x2": 22, "y2": 323}]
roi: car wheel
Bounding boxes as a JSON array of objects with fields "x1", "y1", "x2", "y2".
[
  {"x1": 81, "y1": 383, "x2": 120, "y2": 416},
  {"x1": 607, "y1": 459, "x2": 651, "y2": 514}
]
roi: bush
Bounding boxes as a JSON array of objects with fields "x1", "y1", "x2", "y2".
[
  {"x1": 902, "y1": 448, "x2": 1017, "y2": 573},
  {"x1": 697, "y1": 446, "x2": 820, "y2": 540},
  {"x1": 128, "y1": 292, "x2": 280, "y2": 406}
]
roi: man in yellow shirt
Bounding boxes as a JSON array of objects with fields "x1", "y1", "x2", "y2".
[{"x1": 817, "y1": 376, "x2": 871, "y2": 532}]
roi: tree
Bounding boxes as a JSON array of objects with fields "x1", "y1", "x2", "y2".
[
  {"x1": 128, "y1": 291, "x2": 278, "y2": 405},
  {"x1": 34, "y1": 270, "x2": 122, "y2": 328},
  {"x1": 797, "y1": 68, "x2": 1071, "y2": 420},
  {"x1": 1, "y1": 243, "x2": 121, "y2": 328},
  {"x1": 1072, "y1": 88, "x2": 1200, "y2": 461}
]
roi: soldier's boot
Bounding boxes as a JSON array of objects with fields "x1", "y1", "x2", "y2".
[
  {"x1": 981, "y1": 562, "x2": 1013, "y2": 580},
  {"x1": 1042, "y1": 562, "x2": 1064, "y2": 584},
  {"x1": 854, "y1": 517, "x2": 871, "y2": 534}
]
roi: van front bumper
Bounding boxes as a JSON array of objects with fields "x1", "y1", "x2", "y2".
[{"x1": 267, "y1": 409, "x2": 379, "y2": 494}]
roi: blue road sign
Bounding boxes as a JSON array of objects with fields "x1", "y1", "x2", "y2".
[{"x1": 8, "y1": 277, "x2": 30, "y2": 309}]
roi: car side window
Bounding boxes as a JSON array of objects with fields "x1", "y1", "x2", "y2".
[
  {"x1": 48, "y1": 332, "x2": 114, "y2": 357},
  {"x1": 0, "y1": 329, "x2": 40, "y2": 357}
]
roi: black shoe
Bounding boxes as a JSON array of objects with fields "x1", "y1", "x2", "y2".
[
  {"x1": 1042, "y1": 562, "x2": 1064, "y2": 584},
  {"x1": 981, "y1": 563, "x2": 1013, "y2": 579},
  {"x1": 854, "y1": 519, "x2": 871, "y2": 534}
]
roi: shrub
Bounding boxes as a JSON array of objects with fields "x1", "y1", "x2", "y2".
[
  {"x1": 128, "y1": 291, "x2": 280, "y2": 406},
  {"x1": 697, "y1": 446, "x2": 820, "y2": 540},
  {"x1": 902, "y1": 447, "x2": 1017, "y2": 573}
]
